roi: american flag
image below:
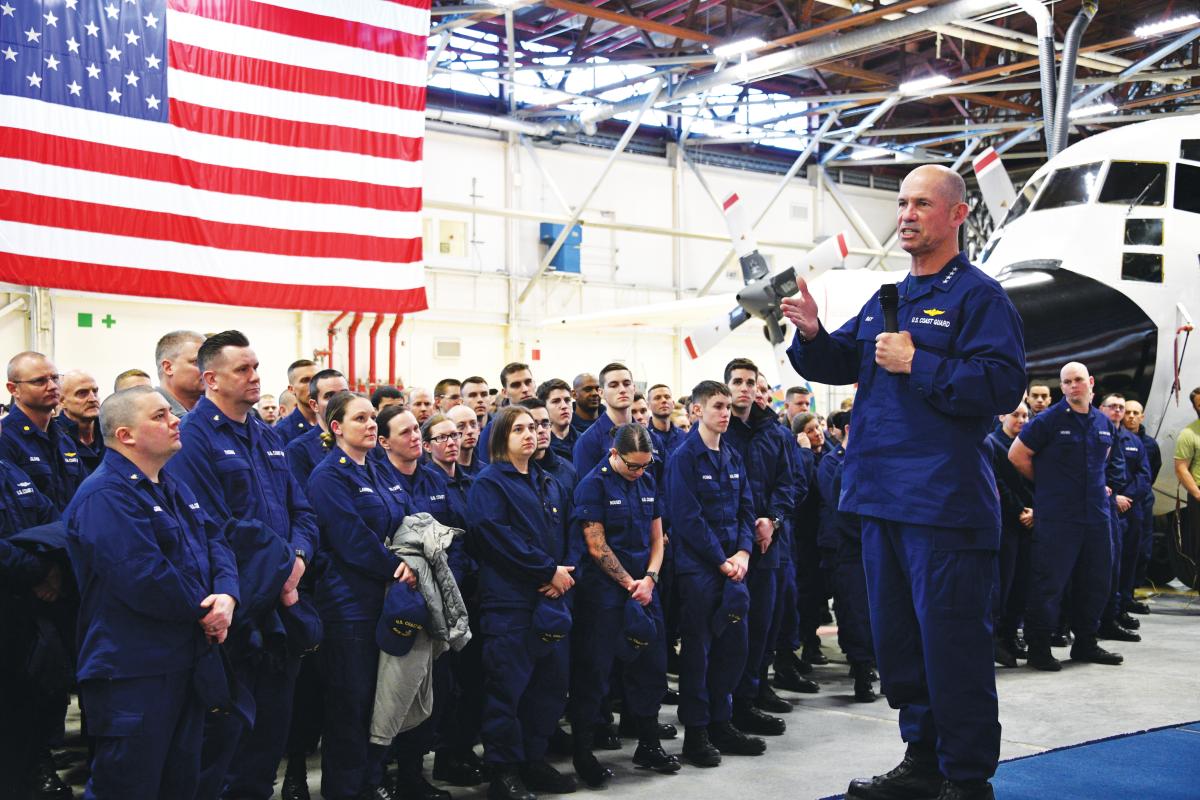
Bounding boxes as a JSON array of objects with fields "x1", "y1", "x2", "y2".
[{"x1": 0, "y1": 0, "x2": 429, "y2": 313}]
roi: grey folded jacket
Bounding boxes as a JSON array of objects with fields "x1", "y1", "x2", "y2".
[{"x1": 369, "y1": 513, "x2": 471, "y2": 744}]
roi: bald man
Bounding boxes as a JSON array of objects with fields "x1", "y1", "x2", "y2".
[
  {"x1": 783, "y1": 165, "x2": 1025, "y2": 800},
  {"x1": 56, "y1": 369, "x2": 106, "y2": 474},
  {"x1": 65, "y1": 386, "x2": 239, "y2": 800}
]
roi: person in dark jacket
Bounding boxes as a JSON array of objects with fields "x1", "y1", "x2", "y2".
[
  {"x1": 570, "y1": 423, "x2": 680, "y2": 786},
  {"x1": 308, "y1": 392, "x2": 416, "y2": 800},
  {"x1": 986, "y1": 403, "x2": 1034, "y2": 668},
  {"x1": 65, "y1": 386, "x2": 240, "y2": 800},
  {"x1": 1122, "y1": 400, "x2": 1160, "y2": 609},
  {"x1": 466, "y1": 406, "x2": 577, "y2": 800}
]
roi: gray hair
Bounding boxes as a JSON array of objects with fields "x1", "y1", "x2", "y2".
[{"x1": 154, "y1": 330, "x2": 204, "y2": 376}]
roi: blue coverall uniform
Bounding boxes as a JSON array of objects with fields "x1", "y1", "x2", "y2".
[
  {"x1": 1106, "y1": 426, "x2": 1151, "y2": 621},
  {"x1": 166, "y1": 395, "x2": 319, "y2": 800},
  {"x1": 307, "y1": 447, "x2": 413, "y2": 800},
  {"x1": 1133, "y1": 426, "x2": 1162, "y2": 587},
  {"x1": 569, "y1": 460, "x2": 666, "y2": 733},
  {"x1": 0, "y1": 460, "x2": 61, "y2": 798},
  {"x1": 549, "y1": 426, "x2": 578, "y2": 464},
  {"x1": 725, "y1": 404, "x2": 797, "y2": 705},
  {"x1": 986, "y1": 428, "x2": 1033, "y2": 643},
  {"x1": 275, "y1": 406, "x2": 315, "y2": 446},
  {"x1": 1018, "y1": 398, "x2": 1124, "y2": 645},
  {"x1": 816, "y1": 442, "x2": 873, "y2": 667},
  {"x1": 285, "y1": 425, "x2": 330, "y2": 487},
  {"x1": 572, "y1": 412, "x2": 618, "y2": 475},
  {"x1": 54, "y1": 415, "x2": 106, "y2": 475},
  {"x1": 66, "y1": 450, "x2": 240, "y2": 800},
  {"x1": 0, "y1": 404, "x2": 85, "y2": 511},
  {"x1": 664, "y1": 427, "x2": 755, "y2": 728},
  {"x1": 466, "y1": 460, "x2": 575, "y2": 766},
  {"x1": 537, "y1": 446, "x2": 578, "y2": 498},
  {"x1": 787, "y1": 254, "x2": 1026, "y2": 782}
]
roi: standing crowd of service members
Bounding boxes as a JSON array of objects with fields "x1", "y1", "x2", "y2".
[{"x1": 0, "y1": 168, "x2": 1193, "y2": 800}]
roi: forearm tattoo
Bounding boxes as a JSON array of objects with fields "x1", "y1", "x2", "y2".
[{"x1": 583, "y1": 521, "x2": 632, "y2": 587}]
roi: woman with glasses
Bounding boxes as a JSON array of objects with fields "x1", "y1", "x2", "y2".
[
  {"x1": 419, "y1": 413, "x2": 488, "y2": 788},
  {"x1": 305, "y1": 392, "x2": 415, "y2": 800},
  {"x1": 466, "y1": 406, "x2": 577, "y2": 800},
  {"x1": 569, "y1": 423, "x2": 678, "y2": 786}
]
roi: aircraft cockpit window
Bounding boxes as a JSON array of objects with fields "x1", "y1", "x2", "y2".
[
  {"x1": 1181, "y1": 139, "x2": 1200, "y2": 162},
  {"x1": 1001, "y1": 175, "x2": 1044, "y2": 226},
  {"x1": 1175, "y1": 163, "x2": 1200, "y2": 215},
  {"x1": 1098, "y1": 161, "x2": 1167, "y2": 207},
  {"x1": 1124, "y1": 219, "x2": 1163, "y2": 246},
  {"x1": 1121, "y1": 253, "x2": 1163, "y2": 283},
  {"x1": 1032, "y1": 162, "x2": 1103, "y2": 211}
]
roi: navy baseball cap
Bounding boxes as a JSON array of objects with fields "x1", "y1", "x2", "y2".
[
  {"x1": 529, "y1": 596, "x2": 572, "y2": 654},
  {"x1": 711, "y1": 580, "x2": 751, "y2": 637},
  {"x1": 618, "y1": 598, "x2": 659, "y2": 662},
  {"x1": 377, "y1": 581, "x2": 429, "y2": 656}
]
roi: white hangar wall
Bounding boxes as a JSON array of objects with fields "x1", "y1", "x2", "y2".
[{"x1": 2, "y1": 124, "x2": 909, "y2": 410}]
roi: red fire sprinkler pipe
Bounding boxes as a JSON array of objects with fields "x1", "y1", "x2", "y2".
[
  {"x1": 327, "y1": 311, "x2": 349, "y2": 370},
  {"x1": 347, "y1": 312, "x2": 364, "y2": 390},
  {"x1": 367, "y1": 313, "x2": 385, "y2": 391},
  {"x1": 388, "y1": 314, "x2": 404, "y2": 387}
]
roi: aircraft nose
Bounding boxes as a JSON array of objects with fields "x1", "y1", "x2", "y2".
[{"x1": 999, "y1": 264, "x2": 1157, "y2": 402}]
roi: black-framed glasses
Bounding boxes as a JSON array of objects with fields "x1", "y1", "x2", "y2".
[
  {"x1": 429, "y1": 431, "x2": 462, "y2": 444},
  {"x1": 533, "y1": 420, "x2": 552, "y2": 430},
  {"x1": 12, "y1": 374, "x2": 62, "y2": 387},
  {"x1": 618, "y1": 454, "x2": 651, "y2": 472}
]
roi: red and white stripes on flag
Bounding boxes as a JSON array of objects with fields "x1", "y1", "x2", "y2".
[{"x1": 0, "y1": 0, "x2": 430, "y2": 313}]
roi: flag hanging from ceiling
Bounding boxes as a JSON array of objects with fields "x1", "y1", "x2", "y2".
[{"x1": 0, "y1": 0, "x2": 429, "y2": 313}]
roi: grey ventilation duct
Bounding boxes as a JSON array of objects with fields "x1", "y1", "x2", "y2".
[{"x1": 1050, "y1": 1, "x2": 1099, "y2": 157}]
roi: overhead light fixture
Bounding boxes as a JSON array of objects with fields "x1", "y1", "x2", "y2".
[
  {"x1": 1068, "y1": 102, "x2": 1117, "y2": 119},
  {"x1": 1134, "y1": 14, "x2": 1200, "y2": 38},
  {"x1": 898, "y1": 74, "x2": 952, "y2": 95},
  {"x1": 712, "y1": 37, "x2": 765, "y2": 59},
  {"x1": 850, "y1": 147, "x2": 893, "y2": 161}
]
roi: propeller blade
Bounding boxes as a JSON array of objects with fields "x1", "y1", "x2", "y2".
[
  {"x1": 723, "y1": 193, "x2": 770, "y2": 283},
  {"x1": 972, "y1": 147, "x2": 1017, "y2": 228},
  {"x1": 771, "y1": 331, "x2": 805, "y2": 388},
  {"x1": 794, "y1": 232, "x2": 850, "y2": 282},
  {"x1": 683, "y1": 306, "x2": 749, "y2": 360}
]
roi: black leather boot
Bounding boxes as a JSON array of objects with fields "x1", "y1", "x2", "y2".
[
  {"x1": 731, "y1": 698, "x2": 786, "y2": 736},
  {"x1": 31, "y1": 753, "x2": 73, "y2": 800},
  {"x1": 707, "y1": 721, "x2": 767, "y2": 756},
  {"x1": 846, "y1": 745, "x2": 942, "y2": 800},
  {"x1": 282, "y1": 754, "x2": 312, "y2": 800},
  {"x1": 631, "y1": 716, "x2": 681, "y2": 774},
  {"x1": 571, "y1": 727, "x2": 612, "y2": 788},
  {"x1": 487, "y1": 766, "x2": 534, "y2": 800},
  {"x1": 433, "y1": 750, "x2": 484, "y2": 787},
  {"x1": 851, "y1": 661, "x2": 878, "y2": 703},
  {"x1": 754, "y1": 683, "x2": 793, "y2": 713},
  {"x1": 681, "y1": 726, "x2": 721, "y2": 768},
  {"x1": 520, "y1": 760, "x2": 576, "y2": 794},
  {"x1": 935, "y1": 779, "x2": 995, "y2": 799},
  {"x1": 1070, "y1": 637, "x2": 1124, "y2": 665}
]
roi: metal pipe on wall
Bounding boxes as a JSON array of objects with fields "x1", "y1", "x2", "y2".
[
  {"x1": 367, "y1": 313, "x2": 385, "y2": 389},
  {"x1": 388, "y1": 314, "x2": 404, "y2": 387},
  {"x1": 347, "y1": 313, "x2": 364, "y2": 390},
  {"x1": 327, "y1": 311, "x2": 349, "y2": 370}
]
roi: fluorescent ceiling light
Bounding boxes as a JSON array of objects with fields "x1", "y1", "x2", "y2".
[
  {"x1": 898, "y1": 74, "x2": 952, "y2": 94},
  {"x1": 713, "y1": 37, "x2": 765, "y2": 59},
  {"x1": 1134, "y1": 14, "x2": 1200, "y2": 37},
  {"x1": 1068, "y1": 102, "x2": 1117, "y2": 119},
  {"x1": 850, "y1": 147, "x2": 893, "y2": 160}
]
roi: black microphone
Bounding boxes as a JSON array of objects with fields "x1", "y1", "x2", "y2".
[{"x1": 880, "y1": 283, "x2": 899, "y2": 333}]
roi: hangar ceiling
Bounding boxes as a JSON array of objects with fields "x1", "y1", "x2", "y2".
[{"x1": 425, "y1": 0, "x2": 1200, "y2": 179}]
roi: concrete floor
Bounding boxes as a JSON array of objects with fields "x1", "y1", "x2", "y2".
[{"x1": 57, "y1": 586, "x2": 1200, "y2": 799}]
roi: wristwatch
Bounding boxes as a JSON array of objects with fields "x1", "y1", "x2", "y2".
[
  {"x1": 772, "y1": 517, "x2": 784, "y2": 531},
  {"x1": 295, "y1": 548, "x2": 307, "y2": 563},
  {"x1": 645, "y1": 570, "x2": 659, "y2": 584}
]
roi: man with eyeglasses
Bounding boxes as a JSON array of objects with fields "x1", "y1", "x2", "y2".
[
  {"x1": 2, "y1": 352, "x2": 84, "y2": 511},
  {"x1": 448, "y1": 405, "x2": 483, "y2": 478},
  {"x1": 522, "y1": 397, "x2": 577, "y2": 497},
  {"x1": 56, "y1": 370, "x2": 106, "y2": 475},
  {"x1": 1097, "y1": 393, "x2": 1151, "y2": 643},
  {"x1": 434, "y1": 378, "x2": 463, "y2": 413}
]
